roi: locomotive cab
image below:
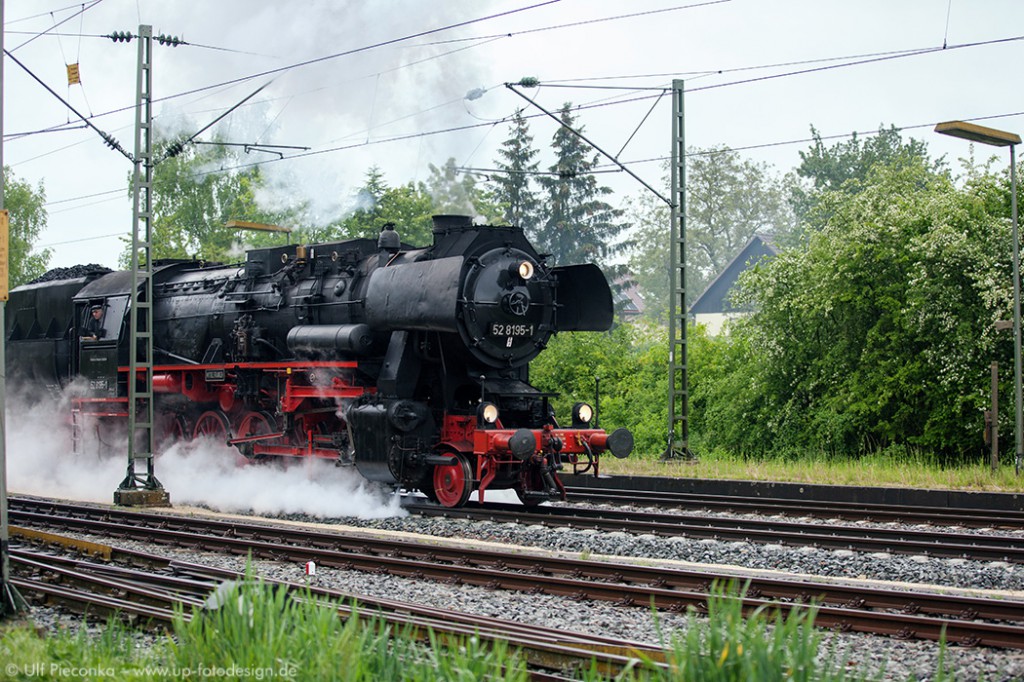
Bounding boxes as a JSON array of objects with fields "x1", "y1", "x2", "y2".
[
  {"x1": 73, "y1": 276, "x2": 133, "y2": 398},
  {"x1": 77, "y1": 300, "x2": 119, "y2": 397}
]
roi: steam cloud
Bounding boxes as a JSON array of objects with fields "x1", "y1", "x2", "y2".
[{"x1": 6, "y1": 388, "x2": 405, "y2": 519}]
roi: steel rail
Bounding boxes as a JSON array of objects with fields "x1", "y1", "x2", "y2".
[
  {"x1": 408, "y1": 501, "x2": 1024, "y2": 563},
  {"x1": 564, "y1": 486, "x2": 1024, "y2": 529},
  {"x1": 9, "y1": 497, "x2": 1024, "y2": 648},
  {"x1": 9, "y1": 541, "x2": 668, "y2": 678}
]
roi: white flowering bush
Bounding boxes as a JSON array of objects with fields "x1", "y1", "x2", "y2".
[{"x1": 698, "y1": 158, "x2": 1016, "y2": 459}]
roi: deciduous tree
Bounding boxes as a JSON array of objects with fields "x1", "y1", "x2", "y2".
[
  {"x1": 3, "y1": 166, "x2": 51, "y2": 286},
  {"x1": 424, "y1": 157, "x2": 497, "y2": 222},
  {"x1": 326, "y1": 167, "x2": 436, "y2": 247},
  {"x1": 785, "y1": 124, "x2": 944, "y2": 241},
  {"x1": 127, "y1": 139, "x2": 293, "y2": 265},
  {"x1": 705, "y1": 157, "x2": 1011, "y2": 458},
  {"x1": 626, "y1": 150, "x2": 792, "y2": 322}
]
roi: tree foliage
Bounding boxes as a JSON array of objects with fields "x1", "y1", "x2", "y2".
[
  {"x1": 530, "y1": 323, "x2": 668, "y2": 455},
  {"x1": 319, "y1": 166, "x2": 437, "y2": 247},
  {"x1": 623, "y1": 188, "x2": 670, "y2": 321},
  {"x1": 534, "y1": 104, "x2": 626, "y2": 267},
  {"x1": 689, "y1": 147, "x2": 793, "y2": 283},
  {"x1": 2, "y1": 166, "x2": 51, "y2": 287},
  {"x1": 626, "y1": 150, "x2": 792, "y2": 322},
  {"x1": 424, "y1": 157, "x2": 501, "y2": 223},
  {"x1": 489, "y1": 109, "x2": 542, "y2": 232},
  {"x1": 785, "y1": 124, "x2": 945, "y2": 242},
  {"x1": 696, "y1": 157, "x2": 1014, "y2": 458},
  {"x1": 130, "y1": 140, "x2": 295, "y2": 265}
]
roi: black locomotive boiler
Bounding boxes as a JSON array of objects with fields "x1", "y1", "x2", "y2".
[{"x1": 5, "y1": 215, "x2": 632, "y2": 506}]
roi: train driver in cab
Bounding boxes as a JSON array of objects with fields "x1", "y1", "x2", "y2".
[{"x1": 81, "y1": 304, "x2": 105, "y2": 341}]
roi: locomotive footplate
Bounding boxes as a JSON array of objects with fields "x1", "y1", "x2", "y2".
[
  {"x1": 470, "y1": 424, "x2": 633, "y2": 504},
  {"x1": 473, "y1": 426, "x2": 633, "y2": 461}
]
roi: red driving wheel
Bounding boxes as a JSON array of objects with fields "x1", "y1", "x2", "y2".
[
  {"x1": 237, "y1": 411, "x2": 276, "y2": 439},
  {"x1": 432, "y1": 453, "x2": 473, "y2": 508},
  {"x1": 157, "y1": 413, "x2": 191, "y2": 449},
  {"x1": 193, "y1": 410, "x2": 231, "y2": 441}
]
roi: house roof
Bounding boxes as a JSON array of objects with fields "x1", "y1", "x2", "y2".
[{"x1": 689, "y1": 234, "x2": 778, "y2": 315}]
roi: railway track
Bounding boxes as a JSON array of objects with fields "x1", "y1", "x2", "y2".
[
  {"x1": 405, "y1": 500, "x2": 1024, "y2": 563},
  {"x1": 9, "y1": 496, "x2": 1024, "y2": 649},
  {"x1": 563, "y1": 486, "x2": 1024, "y2": 529},
  {"x1": 10, "y1": 535, "x2": 668, "y2": 679}
]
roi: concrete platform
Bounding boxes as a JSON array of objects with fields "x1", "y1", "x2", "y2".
[{"x1": 564, "y1": 473, "x2": 1024, "y2": 511}]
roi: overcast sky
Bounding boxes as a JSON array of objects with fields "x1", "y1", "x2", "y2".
[{"x1": 3, "y1": 0, "x2": 1023, "y2": 270}]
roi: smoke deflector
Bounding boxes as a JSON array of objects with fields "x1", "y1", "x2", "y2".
[{"x1": 552, "y1": 264, "x2": 614, "y2": 332}]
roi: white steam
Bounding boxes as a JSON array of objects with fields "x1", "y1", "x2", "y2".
[{"x1": 6, "y1": 389, "x2": 405, "y2": 519}]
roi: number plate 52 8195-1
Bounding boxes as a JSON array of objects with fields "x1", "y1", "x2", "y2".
[{"x1": 490, "y1": 323, "x2": 534, "y2": 337}]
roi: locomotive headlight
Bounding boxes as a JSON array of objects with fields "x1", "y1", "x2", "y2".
[
  {"x1": 516, "y1": 260, "x2": 535, "y2": 280},
  {"x1": 572, "y1": 402, "x2": 594, "y2": 427},
  {"x1": 478, "y1": 402, "x2": 500, "y2": 426}
]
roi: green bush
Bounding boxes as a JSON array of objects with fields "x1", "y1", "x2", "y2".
[
  {"x1": 531, "y1": 322, "x2": 669, "y2": 456},
  {"x1": 687, "y1": 161, "x2": 1020, "y2": 462}
]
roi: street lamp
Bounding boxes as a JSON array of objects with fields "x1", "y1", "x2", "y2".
[{"x1": 936, "y1": 120, "x2": 1022, "y2": 475}]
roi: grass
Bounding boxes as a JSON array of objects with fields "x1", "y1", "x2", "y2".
[
  {"x1": 1, "y1": 579, "x2": 912, "y2": 682},
  {"x1": 601, "y1": 448, "x2": 1024, "y2": 493},
  {"x1": 1, "y1": 579, "x2": 530, "y2": 681},
  {"x1": 656, "y1": 584, "x2": 863, "y2": 682}
]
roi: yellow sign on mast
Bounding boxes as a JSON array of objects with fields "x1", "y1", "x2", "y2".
[{"x1": 0, "y1": 210, "x2": 8, "y2": 302}]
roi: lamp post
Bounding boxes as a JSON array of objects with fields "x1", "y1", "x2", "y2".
[{"x1": 936, "y1": 121, "x2": 1022, "y2": 475}]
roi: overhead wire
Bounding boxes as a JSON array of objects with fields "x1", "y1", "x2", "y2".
[
  {"x1": 601, "y1": 110, "x2": 1024, "y2": 171},
  {"x1": 19, "y1": 5, "x2": 1024, "y2": 238},
  {"x1": 4, "y1": 47, "x2": 132, "y2": 160},
  {"x1": 943, "y1": 0, "x2": 954, "y2": 49},
  {"x1": 306, "y1": 31, "x2": 1024, "y2": 163},
  {"x1": 174, "y1": 30, "x2": 1024, "y2": 182},
  {"x1": 136, "y1": 0, "x2": 566, "y2": 109},
  {"x1": 421, "y1": 0, "x2": 730, "y2": 45},
  {"x1": 539, "y1": 44, "x2": 960, "y2": 86},
  {"x1": 3, "y1": 1, "x2": 559, "y2": 147},
  {"x1": 36, "y1": 105, "x2": 1024, "y2": 249},
  {"x1": 4, "y1": 2, "x2": 95, "y2": 25},
  {"x1": 11, "y1": 5, "x2": 1005, "y2": 151},
  {"x1": 3, "y1": 30, "x2": 280, "y2": 57},
  {"x1": 158, "y1": 80, "x2": 276, "y2": 163},
  {"x1": 45, "y1": 187, "x2": 124, "y2": 206},
  {"x1": 10, "y1": 0, "x2": 103, "y2": 52}
]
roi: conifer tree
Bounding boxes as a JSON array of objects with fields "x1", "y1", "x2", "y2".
[
  {"x1": 535, "y1": 103, "x2": 625, "y2": 267},
  {"x1": 490, "y1": 109, "x2": 541, "y2": 234}
]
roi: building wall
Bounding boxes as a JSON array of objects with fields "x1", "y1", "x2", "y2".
[{"x1": 692, "y1": 312, "x2": 746, "y2": 336}]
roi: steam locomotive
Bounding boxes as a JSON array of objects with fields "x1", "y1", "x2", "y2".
[{"x1": 5, "y1": 215, "x2": 632, "y2": 507}]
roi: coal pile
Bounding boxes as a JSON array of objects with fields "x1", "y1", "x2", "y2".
[{"x1": 27, "y1": 264, "x2": 112, "y2": 284}]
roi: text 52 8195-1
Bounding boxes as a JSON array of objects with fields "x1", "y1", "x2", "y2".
[{"x1": 490, "y1": 323, "x2": 534, "y2": 337}]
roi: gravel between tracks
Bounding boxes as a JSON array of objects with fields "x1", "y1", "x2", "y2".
[
  {"x1": 341, "y1": 506, "x2": 1024, "y2": 592},
  {"x1": 15, "y1": 498, "x2": 1024, "y2": 682}
]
